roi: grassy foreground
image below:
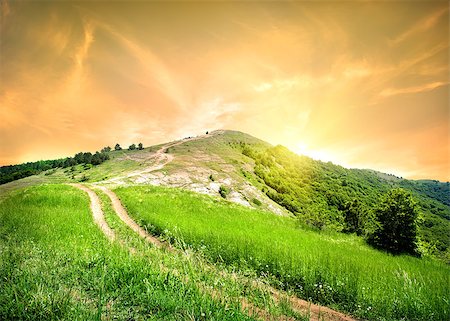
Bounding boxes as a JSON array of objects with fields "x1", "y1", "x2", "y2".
[
  {"x1": 0, "y1": 185, "x2": 255, "y2": 320},
  {"x1": 116, "y1": 185, "x2": 450, "y2": 321}
]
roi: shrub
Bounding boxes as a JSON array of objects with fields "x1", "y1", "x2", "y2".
[
  {"x1": 252, "y1": 198, "x2": 262, "y2": 206},
  {"x1": 129, "y1": 144, "x2": 136, "y2": 150},
  {"x1": 219, "y1": 185, "x2": 230, "y2": 199}
]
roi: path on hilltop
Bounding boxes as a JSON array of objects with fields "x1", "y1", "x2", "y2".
[{"x1": 106, "y1": 132, "x2": 221, "y2": 185}]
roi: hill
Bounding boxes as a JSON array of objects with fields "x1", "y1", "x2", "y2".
[
  {"x1": 1, "y1": 129, "x2": 449, "y2": 320},
  {"x1": 2, "y1": 129, "x2": 447, "y2": 259}
]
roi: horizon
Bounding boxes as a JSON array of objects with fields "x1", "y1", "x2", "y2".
[
  {"x1": 1, "y1": 1, "x2": 449, "y2": 181},
  {"x1": 1, "y1": 128, "x2": 447, "y2": 183}
]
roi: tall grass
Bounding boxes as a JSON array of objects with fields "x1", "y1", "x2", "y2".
[
  {"x1": 94, "y1": 187, "x2": 307, "y2": 320},
  {"x1": 0, "y1": 185, "x2": 255, "y2": 320},
  {"x1": 116, "y1": 185, "x2": 450, "y2": 321}
]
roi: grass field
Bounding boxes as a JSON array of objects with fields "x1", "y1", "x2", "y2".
[
  {"x1": 116, "y1": 185, "x2": 450, "y2": 321},
  {"x1": 0, "y1": 184, "x2": 260, "y2": 320}
]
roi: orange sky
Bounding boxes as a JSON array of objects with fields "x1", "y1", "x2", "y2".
[{"x1": 0, "y1": 1, "x2": 449, "y2": 181}]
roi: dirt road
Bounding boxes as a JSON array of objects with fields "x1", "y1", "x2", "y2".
[
  {"x1": 84, "y1": 184, "x2": 358, "y2": 321},
  {"x1": 70, "y1": 183, "x2": 115, "y2": 241},
  {"x1": 105, "y1": 133, "x2": 215, "y2": 185},
  {"x1": 97, "y1": 185, "x2": 168, "y2": 249}
]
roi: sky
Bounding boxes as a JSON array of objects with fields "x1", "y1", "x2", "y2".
[{"x1": 0, "y1": 1, "x2": 449, "y2": 181}]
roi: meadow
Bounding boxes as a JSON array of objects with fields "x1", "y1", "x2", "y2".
[
  {"x1": 0, "y1": 185, "x2": 259, "y2": 320},
  {"x1": 116, "y1": 185, "x2": 450, "y2": 321}
]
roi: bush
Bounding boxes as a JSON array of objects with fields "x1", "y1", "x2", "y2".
[
  {"x1": 114, "y1": 144, "x2": 122, "y2": 151},
  {"x1": 209, "y1": 174, "x2": 215, "y2": 182},
  {"x1": 252, "y1": 198, "x2": 262, "y2": 206},
  {"x1": 368, "y1": 188, "x2": 419, "y2": 255},
  {"x1": 219, "y1": 185, "x2": 230, "y2": 199}
]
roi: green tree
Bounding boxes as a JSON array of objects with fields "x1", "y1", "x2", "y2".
[
  {"x1": 91, "y1": 152, "x2": 102, "y2": 165},
  {"x1": 138, "y1": 143, "x2": 144, "y2": 150},
  {"x1": 369, "y1": 188, "x2": 419, "y2": 255},
  {"x1": 114, "y1": 144, "x2": 122, "y2": 151},
  {"x1": 129, "y1": 144, "x2": 136, "y2": 150},
  {"x1": 343, "y1": 199, "x2": 368, "y2": 235},
  {"x1": 101, "y1": 146, "x2": 111, "y2": 153},
  {"x1": 82, "y1": 152, "x2": 92, "y2": 164}
]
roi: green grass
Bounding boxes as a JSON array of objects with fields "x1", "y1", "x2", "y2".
[
  {"x1": 94, "y1": 187, "x2": 306, "y2": 320},
  {"x1": 116, "y1": 185, "x2": 450, "y2": 321},
  {"x1": 0, "y1": 184, "x2": 257, "y2": 320}
]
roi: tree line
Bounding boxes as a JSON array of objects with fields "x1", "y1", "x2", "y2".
[
  {"x1": 1, "y1": 142, "x2": 147, "y2": 185},
  {"x1": 112, "y1": 143, "x2": 144, "y2": 151}
]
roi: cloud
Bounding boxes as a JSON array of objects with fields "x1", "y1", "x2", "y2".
[
  {"x1": 75, "y1": 20, "x2": 94, "y2": 68},
  {"x1": 392, "y1": 6, "x2": 448, "y2": 44},
  {"x1": 93, "y1": 19, "x2": 188, "y2": 111},
  {"x1": 379, "y1": 81, "x2": 448, "y2": 97}
]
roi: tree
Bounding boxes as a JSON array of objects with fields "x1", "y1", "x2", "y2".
[
  {"x1": 114, "y1": 144, "x2": 122, "y2": 151},
  {"x1": 369, "y1": 188, "x2": 419, "y2": 255},
  {"x1": 129, "y1": 144, "x2": 136, "y2": 150},
  {"x1": 101, "y1": 146, "x2": 111, "y2": 153},
  {"x1": 74, "y1": 152, "x2": 84, "y2": 164},
  {"x1": 137, "y1": 143, "x2": 143, "y2": 150},
  {"x1": 342, "y1": 199, "x2": 368, "y2": 235},
  {"x1": 91, "y1": 152, "x2": 102, "y2": 165},
  {"x1": 82, "y1": 152, "x2": 92, "y2": 164}
]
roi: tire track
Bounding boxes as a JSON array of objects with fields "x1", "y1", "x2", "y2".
[
  {"x1": 97, "y1": 185, "x2": 168, "y2": 249},
  {"x1": 70, "y1": 183, "x2": 115, "y2": 241},
  {"x1": 97, "y1": 186, "x2": 358, "y2": 321}
]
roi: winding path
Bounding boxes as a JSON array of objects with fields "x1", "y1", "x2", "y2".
[
  {"x1": 72, "y1": 182, "x2": 358, "y2": 321},
  {"x1": 70, "y1": 183, "x2": 115, "y2": 241},
  {"x1": 104, "y1": 132, "x2": 217, "y2": 185},
  {"x1": 97, "y1": 185, "x2": 168, "y2": 249}
]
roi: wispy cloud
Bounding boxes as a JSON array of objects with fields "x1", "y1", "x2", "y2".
[
  {"x1": 379, "y1": 81, "x2": 448, "y2": 98},
  {"x1": 392, "y1": 6, "x2": 448, "y2": 44},
  {"x1": 64, "y1": 20, "x2": 94, "y2": 97},
  {"x1": 93, "y1": 19, "x2": 188, "y2": 111}
]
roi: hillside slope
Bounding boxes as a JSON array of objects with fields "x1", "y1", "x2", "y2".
[{"x1": 1, "y1": 129, "x2": 449, "y2": 259}]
